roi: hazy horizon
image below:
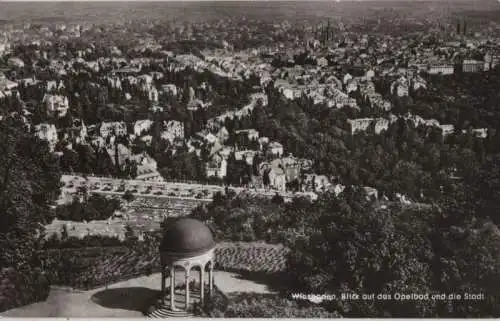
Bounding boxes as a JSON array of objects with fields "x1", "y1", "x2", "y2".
[
  {"x1": 0, "y1": 0, "x2": 498, "y2": 25},
  {"x1": 0, "y1": 0, "x2": 495, "y2": 2}
]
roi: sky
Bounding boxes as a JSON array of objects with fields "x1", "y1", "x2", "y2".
[{"x1": 0, "y1": 0, "x2": 483, "y2": 2}]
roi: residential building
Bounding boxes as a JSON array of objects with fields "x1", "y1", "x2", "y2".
[
  {"x1": 0, "y1": 73, "x2": 18, "y2": 92},
  {"x1": 106, "y1": 143, "x2": 132, "y2": 168},
  {"x1": 374, "y1": 118, "x2": 390, "y2": 134},
  {"x1": 471, "y1": 128, "x2": 488, "y2": 138},
  {"x1": 258, "y1": 137, "x2": 270, "y2": 151},
  {"x1": 7, "y1": 57, "x2": 24, "y2": 68},
  {"x1": 363, "y1": 187, "x2": 379, "y2": 200},
  {"x1": 235, "y1": 129, "x2": 259, "y2": 141},
  {"x1": 462, "y1": 59, "x2": 484, "y2": 73},
  {"x1": 161, "y1": 84, "x2": 178, "y2": 97},
  {"x1": 216, "y1": 126, "x2": 229, "y2": 144},
  {"x1": 347, "y1": 118, "x2": 373, "y2": 134},
  {"x1": 100, "y1": 121, "x2": 127, "y2": 138},
  {"x1": 134, "y1": 119, "x2": 153, "y2": 136},
  {"x1": 205, "y1": 154, "x2": 227, "y2": 179},
  {"x1": 129, "y1": 153, "x2": 163, "y2": 181},
  {"x1": 235, "y1": 150, "x2": 258, "y2": 166},
  {"x1": 43, "y1": 94, "x2": 69, "y2": 118},
  {"x1": 390, "y1": 77, "x2": 409, "y2": 97},
  {"x1": 150, "y1": 105, "x2": 164, "y2": 113},
  {"x1": 346, "y1": 79, "x2": 358, "y2": 93},
  {"x1": 427, "y1": 64, "x2": 454, "y2": 75},
  {"x1": 266, "y1": 141, "x2": 284, "y2": 158},
  {"x1": 46, "y1": 80, "x2": 65, "y2": 92},
  {"x1": 393, "y1": 83, "x2": 409, "y2": 97},
  {"x1": 34, "y1": 123, "x2": 58, "y2": 151},
  {"x1": 260, "y1": 162, "x2": 286, "y2": 191},
  {"x1": 317, "y1": 57, "x2": 329, "y2": 68},
  {"x1": 272, "y1": 156, "x2": 301, "y2": 182},
  {"x1": 439, "y1": 124, "x2": 455, "y2": 137},
  {"x1": 162, "y1": 120, "x2": 184, "y2": 143},
  {"x1": 462, "y1": 128, "x2": 488, "y2": 138},
  {"x1": 67, "y1": 118, "x2": 87, "y2": 144},
  {"x1": 302, "y1": 174, "x2": 331, "y2": 192},
  {"x1": 147, "y1": 86, "x2": 159, "y2": 102}
]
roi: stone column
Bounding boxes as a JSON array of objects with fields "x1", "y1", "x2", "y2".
[
  {"x1": 200, "y1": 267, "x2": 205, "y2": 305},
  {"x1": 185, "y1": 267, "x2": 190, "y2": 311},
  {"x1": 161, "y1": 268, "x2": 165, "y2": 299},
  {"x1": 209, "y1": 260, "x2": 214, "y2": 296},
  {"x1": 170, "y1": 266, "x2": 176, "y2": 311}
]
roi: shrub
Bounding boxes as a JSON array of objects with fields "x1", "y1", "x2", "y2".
[
  {"x1": 44, "y1": 234, "x2": 128, "y2": 249},
  {"x1": 204, "y1": 292, "x2": 340, "y2": 318},
  {"x1": 122, "y1": 190, "x2": 135, "y2": 200},
  {"x1": 42, "y1": 241, "x2": 161, "y2": 290},
  {"x1": 55, "y1": 194, "x2": 121, "y2": 222},
  {"x1": 0, "y1": 267, "x2": 50, "y2": 313}
]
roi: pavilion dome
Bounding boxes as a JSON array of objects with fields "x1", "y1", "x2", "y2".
[{"x1": 160, "y1": 218, "x2": 215, "y2": 258}]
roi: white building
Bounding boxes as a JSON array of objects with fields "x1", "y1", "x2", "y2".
[
  {"x1": 317, "y1": 57, "x2": 329, "y2": 68},
  {"x1": 205, "y1": 154, "x2": 227, "y2": 179},
  {"x1": 7, "y1": 57, "x2": 25, "y2": 68},
  {"x1": 439, "y1": 124, "x2": 455, "y2": 137},
  {"x1": 161, "y1": 84, "x2": 178, "y2": 97},
  {"x1": 235, "y1": 129, "x2": 259, "y2": 141},
  {"x1": 462, "y1": 60, "x2": 484, "y2": 73},
  {"x1": 100, "y1": 121, "x2": 127, "y2": 138},
  {"x1": 0, "y1": 73, "x2": 18, "y2": 92},
  {"x1": 235, "y1": 150, "x2": 258, "y2": 166},
  {"x1": 34, "y1": 123, "x2": 58, "y2": 151},
  {"x1": 43, "y1": 94, "x2": 69, "y2": 118},
  {"x1": 427, "y1": 64, "x2": 454, "y2": 75},
  {"x1": 134, "y1": 119, "x2": 154, "y2": 136},
  {"x1": 162, "y1": 120, "x2": 185, "y2": 143},
  {"x1": 347, "y1": 118, "x2": 373, "y2": 134},
  {"x1": 129, "y1": 153, "x2": 163, "y2": 181},
  {"x1": 266, "y1": 141, "x2": 284, "y2": 157}
]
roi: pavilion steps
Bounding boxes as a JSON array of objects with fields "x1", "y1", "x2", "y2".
[
  {"x1": 147, "y1": 308, "x2": 194, "y2": 318},
  {"x1": 146, "y1": 289, "x2": 203, "y2": 318}
]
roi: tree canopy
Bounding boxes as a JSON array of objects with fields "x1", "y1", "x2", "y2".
[{"x1": 0, "y1": 115, "x2": 62, "y2": 269}]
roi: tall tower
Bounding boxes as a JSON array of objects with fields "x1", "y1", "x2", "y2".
[
  {"x1": 326, "y1": 20, "x2": 331, "y2": 42},
  {"x1": 320, "y1": 24, "x2": 325, "y2": 44}
]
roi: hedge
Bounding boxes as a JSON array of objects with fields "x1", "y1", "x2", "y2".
[
  {"x1": 42, "y1": 239, "x2": 290, "y2": 291},
  {"x1": 0, "y1": 267, "x2": 50, "y2": 313}
]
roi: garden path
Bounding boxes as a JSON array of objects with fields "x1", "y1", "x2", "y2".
[{"x1": 0, "y1": 271, "x2": 277, "y2": 317}]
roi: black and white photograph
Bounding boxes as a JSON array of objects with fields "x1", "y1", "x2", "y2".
[{"x1": 0, "y1": 0, "x2": 499, "y2": 318}]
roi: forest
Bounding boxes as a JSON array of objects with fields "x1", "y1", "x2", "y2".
[{"x1": 190, "y1": 153, "x2": 500, "y2": 317}]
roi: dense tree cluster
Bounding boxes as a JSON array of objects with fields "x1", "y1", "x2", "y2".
[
  {"x1": 44, "y1": 234, "x2": 128, "y2": 249},
  {"x1": 0, "y1": 116, "x2": 61, "y2": 269},
  {"x1": 55, "y1": 194, "x2": 121, "y2": 222},
  {"x1": 230, "y1": 83, "x2": 500, "y2": 200},
  {"x1": 385, "y1": 68, "x2": 500, "y2": 130},
  {"x1": 201, "y1": 292, "x2": 340, "y2": 318},
  {"x1": 190, "y1": 156, "x2": 500, "y2": 317}
]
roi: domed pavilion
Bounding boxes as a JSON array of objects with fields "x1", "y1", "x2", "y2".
[{"x1": 157, "y1": 218, "x2": 216, "y2": 315}]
